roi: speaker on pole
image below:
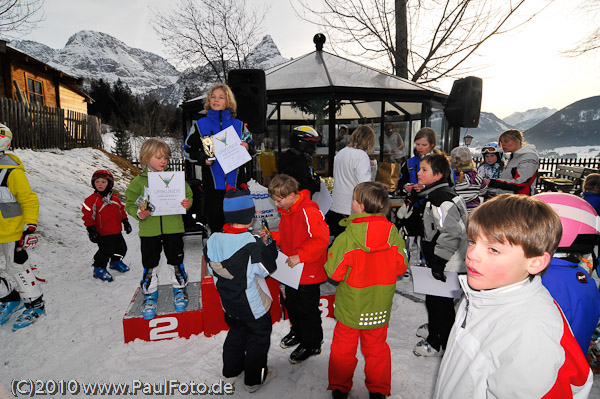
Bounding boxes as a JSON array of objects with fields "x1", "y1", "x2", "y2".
[
  {"x1": 444, "y1": 76, "x2": 483, "y2": 128},
  {"x1": 228, "y1": 69, "x2": 267, "y2": 133}
]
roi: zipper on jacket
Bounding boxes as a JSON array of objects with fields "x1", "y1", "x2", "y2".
[
  {"x1": 460, "y1": 295, "x2": 470, "y2": 328},
  {"x1": 160, "y1": 215, "x2": 163, "y2": 235}
]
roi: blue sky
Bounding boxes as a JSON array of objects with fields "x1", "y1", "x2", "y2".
[{"x1": 17, "y1": 0, "x2": 600, "y2": 119}]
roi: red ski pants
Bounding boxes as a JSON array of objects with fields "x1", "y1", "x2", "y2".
[{"x1": 328, "y1": 321, "x2": 391, "y2": 396}]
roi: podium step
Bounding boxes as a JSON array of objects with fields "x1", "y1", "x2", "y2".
[{"x1": 123, "y1": 282, "x2": 204, "y2": 343}]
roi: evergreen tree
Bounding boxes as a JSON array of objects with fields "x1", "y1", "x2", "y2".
[{"x1": 113, "y1": 126, "x2": 132, "y2": 161}]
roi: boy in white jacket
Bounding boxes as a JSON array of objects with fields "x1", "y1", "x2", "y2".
[{"x1": 434, "y1": 194, "x2": 593, "y2": 399}]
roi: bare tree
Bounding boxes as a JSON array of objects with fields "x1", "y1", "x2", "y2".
[
  {"x1": 564, "y1": 0, "x2": 600, "y2": 56},
  {"x1": 293, "y1": 0, "x2": 546, "y2": 83},
  {"x1": 0, "y1": 0, "x2": 44, "y2": 37},
  {"x1": 153, "y1": 0, "x2": 266, "y2": 83}
]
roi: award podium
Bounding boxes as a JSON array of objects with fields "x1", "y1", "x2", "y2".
[
  {"x1": 122, "y1": 282, "x2": 204, "y2": 343},
  {"x1": 122, "y1": 256, "x2": 334, "y2": 343}
]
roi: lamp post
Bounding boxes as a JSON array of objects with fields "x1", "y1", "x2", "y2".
[{"x1": 463, "y1": 134, "x2": 473, "y2": 147}]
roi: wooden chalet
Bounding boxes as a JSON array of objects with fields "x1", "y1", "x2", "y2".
[{"x1": 0, "y1": 39, "x2": 92, "y2": 114}]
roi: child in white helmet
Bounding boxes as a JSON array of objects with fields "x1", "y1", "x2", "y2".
[
  {"x1": 476, "y1": 142, "x2": 504, "y2": 199},
  {"x1": 0, "y1": 123, "x2": 45, "y2": 331}
]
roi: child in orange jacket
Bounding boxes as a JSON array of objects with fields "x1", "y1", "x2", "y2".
[{"x1": 262, "y1": 174, "x2": 330, "y2": 364}]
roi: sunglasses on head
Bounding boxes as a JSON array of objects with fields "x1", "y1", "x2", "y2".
[{"x1": 482, "y1": 147, "x2": 497, "y2": 153}]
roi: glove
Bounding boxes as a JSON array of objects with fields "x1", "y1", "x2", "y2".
[
  {"x1": 18, "y1": 224, "x2": 38, "y2": 250},
  {"x1": 87, "y1": 225, "x2": 99, "y2": 243},
  {"x1": 122, "y1": 219, "x2": 132, "y2": 234},
  {"x1": 396, "y1": 203, "x2": 413, "y2": 220},
  {"x1": 430, "y1": 255, "x2": 447, "y2": 282}
]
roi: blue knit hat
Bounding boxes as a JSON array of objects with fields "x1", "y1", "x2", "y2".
[{"x1": 223, "y1": 186, "x2": 255, "y2": 225}]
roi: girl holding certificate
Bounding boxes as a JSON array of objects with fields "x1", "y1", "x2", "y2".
[{"x1": 183, "y1": 84, "x2": 255, "y2": 234}]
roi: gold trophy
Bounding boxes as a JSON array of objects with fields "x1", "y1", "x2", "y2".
[{"x1": 201, "y1": 134, "x2": 216, "y2": 161}]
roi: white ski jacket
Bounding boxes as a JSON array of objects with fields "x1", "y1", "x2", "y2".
[{"x1": 434, "y1": 276, "x2": 593, "y2": 399}]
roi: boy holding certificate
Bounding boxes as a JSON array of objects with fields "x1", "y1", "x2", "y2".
[
  {"x1": 125, "y1": 138, "x2": 193, "y2": 320},
  {"x1": 325, "y1": 182, "x2": 406, "y2": 399},
  {"x1": 262, "y1": 174, "x2": 329, "y2": 364}
]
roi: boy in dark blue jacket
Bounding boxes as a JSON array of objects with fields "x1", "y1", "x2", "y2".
[{"x1": 204, "y1": 186, "x2": 277, "y2": 393}]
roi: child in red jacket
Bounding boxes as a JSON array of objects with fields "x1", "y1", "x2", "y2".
[
  {"x1": 82, "y1": 170, "x2": 132, "y2": 282},
  {"x1": 262, "y1": 174, "x2": 330, "y2": 364}
]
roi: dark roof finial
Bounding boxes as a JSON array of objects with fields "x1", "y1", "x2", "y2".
[{"x1": 313, "y1": 34, "x2": 326, "y2": 51}]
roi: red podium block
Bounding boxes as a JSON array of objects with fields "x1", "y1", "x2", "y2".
[
  {"x1": 201, "y1": 275, "x2": 284, "y2": 337},
  {"x1": 123, "y1": 282, "x2": 203, "y2": 343},
  {"x1": 283, "y1": 293, "x2": 336, "y2": 320},
  {"x1": 201, "y1": 255, "x2": 284, "y2": 337},
  {"x1": 319, "y1": 293, "x2": 336, "y2": 319}
]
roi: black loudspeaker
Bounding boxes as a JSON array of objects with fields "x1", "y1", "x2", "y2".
[
  {"x1": 445, "y1": 76, "x2": 483, "y2": 128},
  {"x1": 228, "y1": 69, "x2": 267, "y2": 133}
]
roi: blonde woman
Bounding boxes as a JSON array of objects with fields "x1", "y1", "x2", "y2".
[
  {"x1": 327, "y1": 125, "x2": 376, "y2": 237},
  {"x1": 483, "y1": 129, "x2": 539, "y2": 196}
]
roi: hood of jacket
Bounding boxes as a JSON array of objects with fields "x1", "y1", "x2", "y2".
[
  {"x1": 509, "y1": 143, "x2": 538, "y2": 159},
  {"x1": 340, "y1": 213, "x2": 396, "y2": 253},
  {"x1": 276, "y1": 189, "x2": 313, "y2": 216},
  {"x1": 0, "y1": 153, "x2": 24, "y2": 171},
  {"x1": 418, "y1": 180, "x2": 450, "y2": 198}
]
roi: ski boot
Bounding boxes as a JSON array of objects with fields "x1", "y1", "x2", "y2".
[
  {"x1": 13, "y1": 297, "x2": 45, "y2": 331},
  {"x1": 109, "y1": 260, "x2": 130, "y2": 273},
  {"x1": 142, "y1": 291, "x2": 158, "y2": 320},
  {"x1": 173, "y1": 287, "x2": 188, "y2": 312},
  {"x1": 93, "y1": 267, "x2": 113, "y2": 282},
  {"x1": 0, "y1": 300, "x2": 24, "y2": 326}
]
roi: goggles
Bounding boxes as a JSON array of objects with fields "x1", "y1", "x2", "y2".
[{"x1": 482, "y1": 146, "x2": 498, "y2": 154}]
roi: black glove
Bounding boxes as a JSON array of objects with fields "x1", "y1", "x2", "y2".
[
  {"x1": 87, "y1": 225, "x2": 99, "y2": 243},
  {"x1": 122, "y1": 219, "x2": 132, "y2": 234},
  {"x1": 430, "y1": 255, "x2": 447, "y2": 282}
]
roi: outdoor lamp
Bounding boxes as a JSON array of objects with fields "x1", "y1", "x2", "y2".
[{"x1": 463, "y1": 134, "x2": 473, "y2": 147}]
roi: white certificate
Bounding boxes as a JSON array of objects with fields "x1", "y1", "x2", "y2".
[
  {"x1": 312, "y1": 179, "x2": 333, "y2": 215},
  {"x1": 411, "y1": 266, "x2": 462, "y2": 299},
  {"x1": 213, "y1": 125, "x2": 252, "y2": 174},
  {"x1": 270, "y1": 251, "x2": 304, "y2": 290},
  {"x1": 147, "y1": 171, "x2": 186, "y2": 216}
]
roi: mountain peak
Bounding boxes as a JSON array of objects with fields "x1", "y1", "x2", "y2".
[
  {"x1": 65, "y1": 30, "x2": 119, "y2": 47},
  {"x1": 247, "y1": 34, "x2": 287, "y2": 69},
  {"x1": 503, "y1": 107, "x2": 557, "y2": 130}
]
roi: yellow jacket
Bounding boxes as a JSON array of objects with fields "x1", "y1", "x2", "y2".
[{"x1": 0, "y1": 153, "x2": 39, "y2": 243}]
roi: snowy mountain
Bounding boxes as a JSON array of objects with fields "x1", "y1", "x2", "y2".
[
  {"x1": 10, "y1": 31, "x2": 179, "y2": 96},
  {"x1": 503, "y1": 107, "x2": 558, "y2": 131},
  {"x1": 525, "y1": 96, "x2": 600, "y2": 150},
  {"x1": 461, "y1": 112, "x2": 516, "y2": 147},
  {"x1": 9, "y1": 31, "x2": 288, "y2": 105}
]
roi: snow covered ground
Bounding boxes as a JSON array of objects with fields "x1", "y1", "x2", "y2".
[{"x1": 0, "y1": 148, "x2": 598, "y2": 398}]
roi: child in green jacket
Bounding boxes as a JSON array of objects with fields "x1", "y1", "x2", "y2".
[
  {"x1": 125, "y1": 138, "x2": 193, "y2": 320},
  {"x1": 325, "y1": 182, "x2": 407, "y2": 399}
]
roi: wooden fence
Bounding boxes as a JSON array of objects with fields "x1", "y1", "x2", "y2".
[
  {"x1": 131, "y1": 160, "x2": 186, "y2": 172},
  {"x1": 0, "y1": 97, "x2": 102, "y2": 150},
  {"x1": 473, "y1": 156, "x2": 600, "y2": 191}
]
